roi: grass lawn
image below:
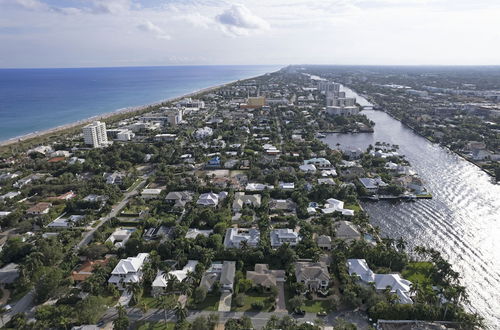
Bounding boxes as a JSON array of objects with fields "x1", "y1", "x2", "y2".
[
  {"x1": 231, "y1": 292, "x2": 274, "y2": 312},
  {"x1": 189, "y1": 293, "x2": 220, "y2": 311},
  {"x1": 345, "y1": 203, "x2": 362, "y2": 212},
  {"x1": 134, "y1": 321, "x2": 175, "y2": 330},
  {"x1": 139, "y1": 294, "x2": 178, "y2": 309},
  {"x1": 100, "y1": 293, "x2": 120, "y2": 307},
  {"x1": 402, "y1": 262, "x2": 434, "y2": 286},
  {"x1": 302, "y1": 299, "x2": 331, "y2": 313}
]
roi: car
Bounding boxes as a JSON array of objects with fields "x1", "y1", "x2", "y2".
[
  {"x1": 316, "y1": 311, "x2": 327, "y2": 317},
  {"x1": 292, "y1": 309, "x2": 306, "y2": 316}
]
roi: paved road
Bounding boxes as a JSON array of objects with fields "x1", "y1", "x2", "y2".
[
  {"x1": 99, "y1": 307, "x2": 371, "y2": 329},
  {"x1": 74, "y1": 177, "x2": 147, "y2": 250},
  {"x1": 0, "y1": 291, "x2": 34, "y2": 326}
]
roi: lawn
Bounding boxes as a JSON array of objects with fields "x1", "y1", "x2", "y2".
[
  {"x1": 188, "y1": 293, "x2": 220, "y2": 311},
  {"x1": 139, "y1": 294, "x2": 178, "y2": 309},
  {"x1": 402, "y1": 262, "x2": 434, "y2": 286},
  {"x1": 231, "y1": 292, "x2": 274, "y2": 312},
  {"x1": 345, "y1": 203, "x2": 362, "y2": 212},
  {"x1": 302, "y1": 299, "x2": 331, "y2": 313},
  {"x1": 135, "y1": 321, "x2": 175, "y2": 330}
]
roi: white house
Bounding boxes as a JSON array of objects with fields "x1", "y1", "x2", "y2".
[
  {"x1": 299, "y1": 164, "x2": 317, "y2": 172},
  {"x1": 304, "y1": 158, "x2": 331, "y2": 168},
  {"x1": 108, "y1": 253, "x2": 149, "y2": 289},
  {"x1": 195, "y1": 127, "x2": 213, "y2": 139},
  {"x1": 347, "y1": 259, "x2": 413, "y2": 304},
  {"x1": 185, "y1": 228, "x2": 213, "y2": 239},
  {"x1": 224, "y1": 228, "x2": 260, "y2": 248},
  {"x1": 152, "y1": 260, "x2": 199, "y2": 296},
  {"x1": 197, "y1": 192, "x2": 227, "y2": 207},
  {"x1": 279, "y1": 182, "x2": 295, "y2": 190},
  {"x1": 106, "y1": 228, "x2": 135, "y2": 248},
  {"x1": 141, "y1": 188, "x2": 163, "y2": 199},
  {"x1": 322, "y1": 198, "x2": 354, "y2": 216}
]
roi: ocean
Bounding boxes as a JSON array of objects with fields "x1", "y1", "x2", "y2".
[{"x1": 0, "y1": 65, "x2": 282, "y2": 142}]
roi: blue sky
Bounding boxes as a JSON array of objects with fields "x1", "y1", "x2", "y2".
[{"x1": 0, "y1": 0, "x2": 499, "y2": 67}]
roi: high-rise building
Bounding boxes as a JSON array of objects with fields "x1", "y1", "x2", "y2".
[{"x1": 83, "y1": 121, "x2": 108, "y2": 148}]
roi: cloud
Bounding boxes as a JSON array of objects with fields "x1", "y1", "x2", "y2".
[
  {"x1": 215, "y1": 4, "x2": 270, "y2": 36},
  {"x1": 136, "y1": 21, "x2": 171, "y2": 40},
  {"x1": 90, "y1": 0, "x2": 132, "y2": 14},
  {"x1": 3, "y1": 0, "x2": 49, "y2": 11}
]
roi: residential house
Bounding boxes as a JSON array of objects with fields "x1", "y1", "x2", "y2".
[
  {"x1": 199, "y1": 262, "x2": 224, "y2": 292},
  {"x1": 295, "y1": 261, "x2": 330, "y2": 292},
  {"x1": 185, "y1": 228, "x2": 213, "y2": 239},
  {"x1": 316, "y1": 235, "x2": 332, "y2": 250},
  {"x1": 359, "y1": 177, "x2": 388, "y2": 193},
  {"x1": 197, "y1": 192, "x2": 227, "y2": 207},
  {"x1": 108, "y1": 253, "x2": 149, "y2": 289},
  {"x1": 245, "y1": 183, "x2": 271, "y2": 191},
  {"x1": 224, "y1": 228, "x2": 260, "y2": 248},
  {"x1": 152, "y1": 260, "x2": 199, "y2": 296},
  {"x1": 279, "y1": 182, "x2": 295, "y2": 190},
  {"x1": 220, "y1": 261, "x2": 236, "y2": 292},
  {"x1": 27, "y1": 202, "x2": 52, "y2": 215},
  {"x1": 246, "y1": 264, "x2": 285, "y2": 289},
  {"x1": 322, "y1": 198, "x2": 354, "y2": 216},
  {"x1": 269, "y1": 199, "x2": 297, "y2": 213},
  {"x1": 141, "y1": 188, "x2": 163, "y2": 199},
  {"x1": 304, "y1": 158, "x2": 332, "y2": 168},
  {"x1": 106, "y1": 228, "x2": 135, "y2": 248},
  {"x1": 334, "y1": 221, "x2": 361, "y2": 242},
  {"x1": 165, "y1": 191, "x2": 193, "y2": 208},
  {"x1": 232, "y1": 192, "x2": 261, "y2": 212},
  {"x1": 347, "y1": 259, "x2": 413, "y2": 304},
  {"x1": 71, "y1": 259, "x2": 109, "y2": 282},
  {"x1": 48, "y1": 215, "x2": 85, "y2": 228},
  {"x1": 270, "y1": 229, "x2": 301, "y2": 248},
  {"x1": 104, "y1": 172, "x2": 126, "y2": 185},
  {"x1": 299, "y1": 164, "x2": 317, "y2": 172}
]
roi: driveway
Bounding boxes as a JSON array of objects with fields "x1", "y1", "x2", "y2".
[
  {"x1": 275, "y1": 281, "x2": 287, "y2": 312},
  {"x1": 217, "y1": 292, "x2": 232, "y2": 312}
]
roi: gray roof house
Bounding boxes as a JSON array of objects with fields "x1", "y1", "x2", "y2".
[
  {"x1": 270, "y1": 228, "x2": 301, "y2": 248},
  {"x1": 295, "y1": 261, "x2": 330, "y2": 292},
  {"x1": 316, "y1": 235, "x2": 332, "y2": 250},
  {"x1": 165, "y1": 191, "x2": 193, "y2": 208},
  {"x1": 232, "y1": 192, "x2": 261, "y2": 212},
  {"x1": 334, "y1": 221, "x2": 361, "y2": 242},
  {"x1": 246, "y1": 264, "x2": 285, "y2": 288},
  {"x1": 220, "y1": 261, "x2": 236, "y2": 292}
]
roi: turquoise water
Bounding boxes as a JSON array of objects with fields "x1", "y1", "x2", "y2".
[{"x1": 0, "y1": 65, "x2": 281, "y2": 141}]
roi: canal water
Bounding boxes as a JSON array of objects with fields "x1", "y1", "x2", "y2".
[{"x1": 322, "y1": 88, "x2": 500, "y2": 328}]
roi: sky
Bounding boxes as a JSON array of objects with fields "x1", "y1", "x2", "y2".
[{"x1": 0, "y1": 0, "x2": 500, "y2": 68}]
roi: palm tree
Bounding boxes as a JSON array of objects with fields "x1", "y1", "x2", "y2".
[
  {"x1": 125, "y1": 282, "x2": 143, "y2": 305},
  {"x1": 174, "y1": 302, "x2": 188, "y2": 322},
  {"x1": 156, "y1": 294, "x2": 174, "y2": 324},
  {"x1": 165, "y1": 273, "x2": 180, "y2": 294},
  {"x1": 396, "y1": 237, "x2": 406, "y2": 251}
]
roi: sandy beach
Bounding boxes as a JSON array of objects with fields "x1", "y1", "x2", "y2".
[{"x1": 0, "y1": 70, "x2": 275, "y2": 148}]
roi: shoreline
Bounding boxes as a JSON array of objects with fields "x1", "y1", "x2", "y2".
[
  {"x1": 0, "y1": 68, "x2": 281, "y2": 148},
  {"x1": 342, "y1": 83, "x2": 497, "y2": 182}
]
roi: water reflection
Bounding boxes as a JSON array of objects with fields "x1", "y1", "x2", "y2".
[{"x1": 321, "y1": 90, "x2": 500, "y2": 327}]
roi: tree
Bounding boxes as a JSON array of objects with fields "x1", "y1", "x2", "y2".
[
  {"x1": 113, "y1": 305, "x2": 129, "y2": 330},
  {"x1": 126, "y1": 282, "x2": 143, "y2": 306},
  {"x1": 193, "y1": 286, "x2": 207, "y2": 304},
  {"x1": 76, "y1": 295, "x2": 106, "y2": 324},
  {"x1": 34, "y1": 267, "x2": 64, "y2": 303},
  {"x1": 156, "y1": 294, "x2": 175, "y2": 324},
  {"x1": 289, "y1": 295, "x2": 305, "y2": 312},
  {"x1": 174, "y1": 302, "x2": 188, "y2": 322},
  {"x1": 191, "y1": 316, "x2": 210, "y2": 330},
  {"x1": 238, "y1": 278, "x2": 253, "y2": 293}
]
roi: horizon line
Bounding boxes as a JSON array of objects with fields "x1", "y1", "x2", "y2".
[{"x1": 2, "y1": 63, "x2": 500, "y2": 70}]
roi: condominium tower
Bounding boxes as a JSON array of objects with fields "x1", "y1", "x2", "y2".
[{"x1": 83, "y1": 121, "x2": 108, "y2": 148}]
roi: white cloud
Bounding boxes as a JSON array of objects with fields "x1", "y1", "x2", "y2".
[
  {"x1": 215, "y1": 4, "x2": 270, "y2": 36},
  {"x1": 136, "y1": 20, "x2": 171, "y2": 40},
  {"x1": 4, "y1": 0, "x2": 49, "y2": 11},
  {"x1": 90, "y1": 0, "x2": 132, "y2": 14}
]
